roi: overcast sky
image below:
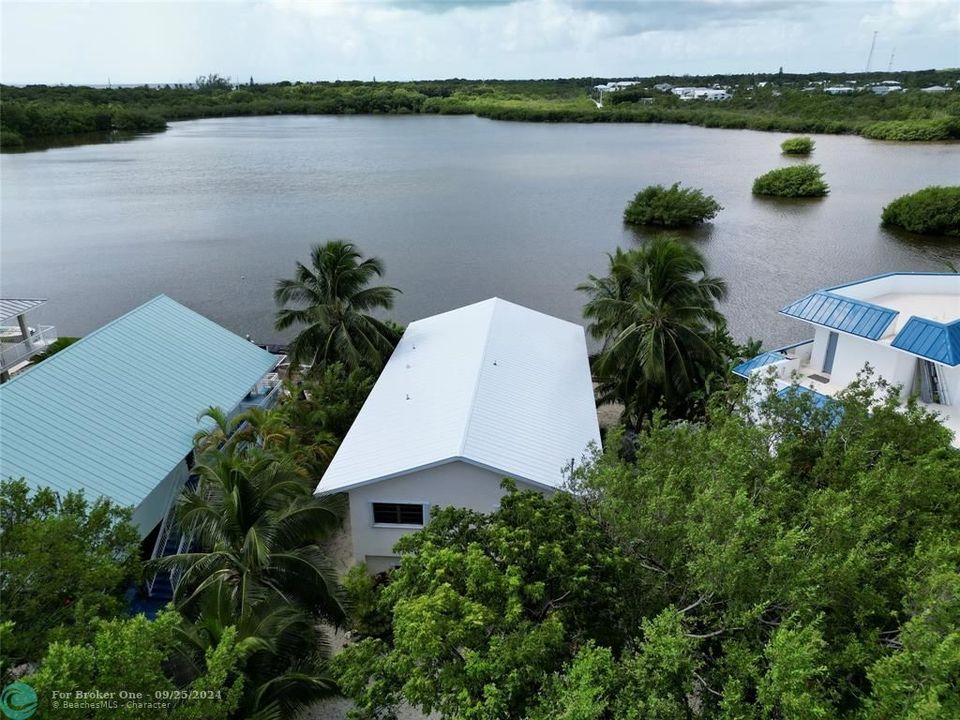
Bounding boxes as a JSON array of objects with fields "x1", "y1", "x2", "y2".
[{"x1": 1, "y1": 0, "x2": 958, "y2": 85}]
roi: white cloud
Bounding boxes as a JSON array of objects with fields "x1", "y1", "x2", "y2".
[{"x1": 1, "y1": 0, "x2": 956, "y2": 84}]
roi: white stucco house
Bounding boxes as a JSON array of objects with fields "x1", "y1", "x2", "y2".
[
  {"x1": 315, "y1": 298, "x2": 601, "y2": 573},
  {"x1": 734, "y1": 272, "x2": 960, "y2": 444}
]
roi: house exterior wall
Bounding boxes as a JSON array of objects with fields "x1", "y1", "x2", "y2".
[
  {"x1": 825, "y1": 333, "x2": 917, "y2": 398},
  {"x1": 809, "y1": 327, "x2": 832, "y2": 372},
  {"x1": 132, "y1": 458, "x2": 189, "y2": 539},
  {"x1": 346, "y1": 460, "x2": 544, "y2": 573}
]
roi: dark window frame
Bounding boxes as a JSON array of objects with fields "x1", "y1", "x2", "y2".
[{"x1": 371, "y1": 502, "x2": 426, "y2": 527}]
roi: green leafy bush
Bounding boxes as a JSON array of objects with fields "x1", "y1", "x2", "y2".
[
  {"x1": 0, "y1": 129, "x2": 24, "y2": 148},
  {"x1": 0, "y1": 480, "x2": 141, "y2": 669},
  {"x1": 27, "y1": 610, "x2": 244, "y2": 719},
  {"x1": 881, "y1": 186, "x2": 960, "y2": 236},
  {"x1": 752, "y1": 164, "x2": 829, "y2": 197},
  {"x1": 780, "y1": 136, "x2": 814, "y2": 154},
  {"x1": 862, "y1": 118, "x2": 960, "y2": 141},
  {"x1": 623, "y1": 183, "x2": 722, "y2": 227}
]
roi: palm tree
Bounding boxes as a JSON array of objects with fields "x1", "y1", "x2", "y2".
[
  {"x1": 174, "y1": 584, "x2": 337, "y2": 719},
  {"x1": 579, "y1": 235, "x2": 728, "y2": 425},
  {"x1": 275, "y1": 240, "x2": 400, "y2": 373},
  {"x1": 160, "y1": 451, "x2": 344, "y2": 619},
  {"x1": 155, "y1": 451, "x2": 346, "y2": 715}
]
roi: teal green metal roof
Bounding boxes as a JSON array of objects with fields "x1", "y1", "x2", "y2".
[{"x1": 0, "y1": 295, "x2": 278, "y2": 508}]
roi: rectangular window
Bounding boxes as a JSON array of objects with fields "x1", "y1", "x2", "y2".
[{"x1": 372, "y1": 502, "x2": 425, "y2": 526}]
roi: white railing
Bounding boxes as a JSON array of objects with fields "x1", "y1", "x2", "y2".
[{"x1": 0, "y1": 325, "x2": 58, "y2": 371}]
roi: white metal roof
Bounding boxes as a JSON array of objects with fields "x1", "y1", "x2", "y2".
[{"x1": 316, "y1": 298, "x2": 601, "y2": 494}]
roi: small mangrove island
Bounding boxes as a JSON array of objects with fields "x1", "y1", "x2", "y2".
[
  {"x1": 780, "y1": 136, "x2": 815, "y2": 155},
  {"x1": 753, "y1": 164, "x2": 830, "y2": 198},
  {"x1": 881, "y1": 186, "x2": 960, "y2": 237},
  {"x1": 624, "y1": 183, "x2": 722, "y2": 227}
]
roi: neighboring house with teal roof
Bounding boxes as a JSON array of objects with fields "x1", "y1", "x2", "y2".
[
  {"x1": 734, "y1": 272, "x2": 960, "y2": 444},
  {"x1": 0, "y1": 295, "x2": 282, "y2": 560}
]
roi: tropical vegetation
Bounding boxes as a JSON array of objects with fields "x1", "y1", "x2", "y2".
[
  {"x1": 275, "y1": 240, "x2": 401, "y2": 374},
  {"x1": 780, "y1": 135, "x2": 814, "y2": 154},
  {"x1": 623, "y1": 183, "x2": 722, "y2": 227},
  {"x1": 881, "y1": 185, "x2": 960, "y2": 237},
  {"x1": 27, "y1": 335, "x2": 79, "y2": 364},
  {"x1": 158, "y1": 446, "x2": 345, "y2": 717},
  {"x1": 752, "y1": 164, "x2": 829, "y2": 197},
  {"x1": 1, "y1": 353, "x2": 376, "y2": 716},
  {"x1": 2, "y1": 69, "x2": 958, "y2": 149},
  {"x1": 27, "y1": 610, "x2": 244, "y2": 719},
  {"x1": 861, "y1": 117, "x2": 960, "y2": 141},
  {"x1": 0, "y1": 480, "x2": 141, "y2": 672},
  {"x1": 149, "y1": 362, "x2": 377, "y2": 717},
  {"x1": 6, "y1": 236, "x2": 960, "y2": 719},
  {"x1": 579, "y1": 234, "x2": 746, "y2": 426},
  {"x1": 333, "y1": 376, "x2": 960, "y2": 720}
]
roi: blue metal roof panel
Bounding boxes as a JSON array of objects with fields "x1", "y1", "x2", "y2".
[
  {"x1": 891, "y1": 317, "x2": 960, "y2": 366},
  {"x1": 777, "y1": 385, "x2": 833, "y2": 409},
  {"x1": 780, "y1": 291, "x2": 898, "y2": 340},
  {"x1": 732, "y1": 351, "x2": 787, "y2": 379},
  {"x1": 0, "y1": 296, "x2": 279, "y2": 507}
]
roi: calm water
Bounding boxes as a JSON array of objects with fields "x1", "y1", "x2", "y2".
[{"x1": 2, "y1": 116, "x2": 958, "y2": 348}]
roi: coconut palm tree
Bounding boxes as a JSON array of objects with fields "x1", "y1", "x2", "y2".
[
  {"x1": 156, "y1": 450, "x2": 345, "y2": 716},
  {"x1": 174, "y1": 583, "x2": 337, "y2": 719},
  {"x1": 159, "y1": 451, "x2": 345, "y2": 620},
  {"x1": 275, "y1": 240, "x2": 401, "y2": 373},
  {"x1": 579, "y1": 235, "x2": 728, "y2": 425}
]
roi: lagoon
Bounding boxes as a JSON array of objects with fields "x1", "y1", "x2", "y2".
[{"x1": 2, "y1": 115, "x2": 958, "y2": 348}]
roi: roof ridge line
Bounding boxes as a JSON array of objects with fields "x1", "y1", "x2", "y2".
[{"x1": 457, "y1": 299, "x2": 499, "y2": 457}]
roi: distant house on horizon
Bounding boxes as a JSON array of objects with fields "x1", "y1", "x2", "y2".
[{"x1": 314, "y1": 298, "x2": 601, "y2": 573}]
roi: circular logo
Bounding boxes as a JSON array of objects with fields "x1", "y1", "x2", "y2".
[{"x1": 0, "y1": 683, "x2": 37, "y2": 720}]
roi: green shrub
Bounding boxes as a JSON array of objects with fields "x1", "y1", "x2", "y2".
[
  {"x1": 781, "y1": 136, "x2": 814, "y2": 155},
  {"x1": 0, "y1": 129, "x2": 24, "y2": 148},
  {"x1": 861, "y1": 118, "x2": 960, "y2": 142},
  {"x1": 881, "y1": 186, "x2": 960, "y2": 237},
  {"x1": 623, "y1": 182, "x2": 722, "y2": 227},
  {"x1": 752, "y1": 165, "x2": 829, "y2": 198}
]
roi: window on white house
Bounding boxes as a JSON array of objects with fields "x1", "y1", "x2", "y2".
[{"x1": 372, "y1": 502, "x2": 425, "y2": 526}]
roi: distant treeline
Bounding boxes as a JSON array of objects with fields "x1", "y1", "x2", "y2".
[{"x1": 2, "y1": 70, "x2": 958, "y2": 149}]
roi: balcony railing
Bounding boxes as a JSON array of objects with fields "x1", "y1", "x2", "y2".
[{"x1": 0, "y1": 325, "x2": 57, "y2": 372}]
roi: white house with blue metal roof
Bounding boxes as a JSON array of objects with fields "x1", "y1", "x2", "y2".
[
  {"x1": 734, "y1": 272, "x2": 960, "y2": 443},
  {"x1": 315, "y1": 298, "x2": 601, "y2": 573},
  {"x1": 0, "y1": 295, "x2": 283, "y2": 555}
]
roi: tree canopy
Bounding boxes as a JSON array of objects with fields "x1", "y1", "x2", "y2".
[
  {"x1": 332, "y1": 376, "x2": 960, "y2": 719},
  {"x1": 0, "y1": 480, "x2": 141, "y2": 671},
  {"x1": 579, "y1": 235, "x2": 744, "y2": 426},
  {"x1": 275, "y1": 240, "x2": 401, "y2": 374}
]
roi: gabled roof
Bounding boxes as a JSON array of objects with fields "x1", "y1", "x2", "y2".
[
  {"x1": 891, "y1": 317, "x2": 960, "y2": 366},
  {"x1": 0, "y1": 295, "x2": 279, "y2": 508},
  {"x1": 317, "y1": 298, "x2": 601, "y2": 494},
  {"x1": 0, "y1": 298, "x2": 47, "y2": 322},
  {"x1": 780, "y1": 291, "x2": 898, "y2": 340}
]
